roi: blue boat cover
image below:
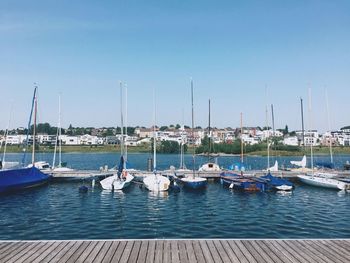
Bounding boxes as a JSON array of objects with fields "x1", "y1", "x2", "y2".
[
  {"x1": 260, "y1": 172, "x2": 293, "y2": 187},
  {"x1": 0, "y1": 167, "x2": 50, "y2": 193}
]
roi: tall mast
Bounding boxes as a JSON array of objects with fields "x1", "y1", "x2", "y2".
[
  {"x1": 208, "y1": 99, "x2": 211, "y2": 161},
  {"x1": 308, "y1": 87, "x2": 314, "y2": 173},
  {"x1": 191, "y1": 78, "x2": 195, "y2": 179},
  {"x1": 325, "y1": 89, "x2": 333, "y2": 165},
  {"x1": 120, "y1": 81, "x2": 124, "y2": 167},
  {"x1": 52, "y1": 95, "x2": 60, "y2": 168},
  {"x1": 240, "y1": 112, "x2": 243, "y2": 164},
  {"x1": 32, "y1": 85, "x2": 38, "y2": 165},
  {"x1": 2, "y1": 102, "x2": 14, "y2": 165},
  {"x1": 271, "y1": 104, "x2": 275, "y2": 136},
  {"x1": 180, "y1": 108, "x2": 185, "y2": 169},
  {"x1": 153, "y1": 88, "x2": 156, "y2": 173},
  {"x1": 265, "y1": 86, "x2": 270, "y2": 169},
  {"x1": 58, "y1": 94, "x2": 62, "y2": 166},
  {"x1": 300, "y1": 97, "x2": 305, "y2": 149},
  {"x1": 124, "y1": 83, "x2": 128, "y2": 162}
]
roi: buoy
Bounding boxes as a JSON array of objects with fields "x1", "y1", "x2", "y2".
[
  {"x1": 92, "y1": 179, "x2": 95, "y2": 188},
  {"x1": 79, "y1": 186, "x2": 88, "y2": 193},
  {"x1": 229, "y1": 183, "x2": 234, "y2": 189}
]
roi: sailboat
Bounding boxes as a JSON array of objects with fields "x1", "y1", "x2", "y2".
[
  {"x1": 0, "y1": 86, "x2": 51, "y2": 194},
  {"x1": 198, "y1": 99, "x2": 221, "y2": 172},
  {"x1": 180, "y1": 79, "x2": 207, "y2": 189},
  {"x1": 220, "y1": 113, "x2": 266, "y2": 192},
  {"x1": 52, "y1": 95, "x2": 73, "y2": 172},
  {"x1": 100, "y1": 82, "x2": 134, "y2": 191},
  {"x1": 297, "y1": 88, "x2": 350, "y2": 190},
  {"x1": 143, "y1": 90, "x2": 170, "y2": 192},
  {"x1": 259, "y1": 101, "x2": 293, "y2": 191}
]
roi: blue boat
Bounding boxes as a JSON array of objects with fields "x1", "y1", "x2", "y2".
[
  {"x1": 220, "y1": 171, "x2": 266, "y2": 192},
  {"x1": 260, "y1": 172, "x2": 294, "y2": 191},
  {"x1": 0, "y1": 167, "x2": 50, "y2": 194}
]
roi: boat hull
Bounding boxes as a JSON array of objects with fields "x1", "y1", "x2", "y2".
[
  {"x1": 220, "y1": 172, "x2": 266, "y2": 192},
  {"x1": 180, "y1": 177, "x2": 207, "y2": 189},
  {"x1": 298, "y1": 174, "x2": 349, "y2": 190},
  {"x1": 0, "y1": 167, "x2": 51, "y2": 194},
  {"x1": 143, "y1": 174, "x2": 170, "y2": 192},
  {"x1": 100, "y1": 173, "x2": 134, "y2": 191}
]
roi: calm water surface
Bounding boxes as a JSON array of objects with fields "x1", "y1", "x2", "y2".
[{"x1": 1, "y1": 153, "x2": 350, "y2": 240}]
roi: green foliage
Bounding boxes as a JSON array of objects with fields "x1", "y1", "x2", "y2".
[
  {"x1": 158, "y1": 141, "x2": 181, "y2": 154},
  {"x1": 160, "y1": 126, "x2": 168, "y2": 131}
]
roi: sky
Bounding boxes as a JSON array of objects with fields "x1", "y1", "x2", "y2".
[{"x1": 1, "y1": 0, "x2": 350, "y2": 132}]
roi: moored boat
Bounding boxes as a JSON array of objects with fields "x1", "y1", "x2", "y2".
[{"x1": 297, "y1": 174, "x2": 350, "y2": 190}]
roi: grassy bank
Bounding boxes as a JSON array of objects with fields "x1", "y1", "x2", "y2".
[{"x1": 3, "y1": 144, "x2": 350, "y2": 156}]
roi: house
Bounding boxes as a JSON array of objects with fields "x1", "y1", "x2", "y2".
[{"x1": 283, "y1": 136, "x2": 299, "y2": 146}]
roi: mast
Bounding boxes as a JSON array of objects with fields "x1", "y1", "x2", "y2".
[
  {"x1": 325, "y1": 89, "x2": 333, "y2": 165},
  {"x1": 308, "y1": 87, "x2": 314, "y2": 174},
  {"x1": 300, "y1": 97, "x2": 305, "y2": 149},
  {"x1": 124, "y1": 83, "x2": 128, "y2": 162},
  {"x1": 22, "y1": 87, "x2": 37, "y2": 166},
  {"x1": 120, "y1": 81, "x2": 125, "y2": 168},
  {"x1": 32, "y1": 85, "x2": 38, "y2": 165},
  {"x1": 265, "y1": 103, "x2": 270, "y2": 169},
  {"x1": 240, "y1": 112, "x2": 243, "y2": 164},
  {"x1": 180, "y1": 108, "x2": 185, "y2": 169},
  {"x1": 271, "y1": 103, "x2": 275, "y2": 165},
  {"x1": 191, "y1": 78, "x2": 195, "y2": 179},
  {"x1": 208, "y1": 99, "x2": 211, "y2": 161},
  {"x1": 153, "y1": 88, "x2": 156, "y2": 173},
  {"x1": 52, "y1": 95, "x2": 60, "y2": 168},
  {"x1": 58, "y1": 94, "x2": 62, "y2": 166}
]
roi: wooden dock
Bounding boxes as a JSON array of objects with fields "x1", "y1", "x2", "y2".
[{"x1": 0, "y1": 239, "x2": 349, "y2": 262}]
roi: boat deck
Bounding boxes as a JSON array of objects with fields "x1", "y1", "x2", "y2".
[{"x1": 0, "y1": 239, "x2": 349, "y2": 262}]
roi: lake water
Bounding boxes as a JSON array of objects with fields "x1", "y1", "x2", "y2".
[{"x1": 1, "y1": 153, "x2": 350, "y2": 240}]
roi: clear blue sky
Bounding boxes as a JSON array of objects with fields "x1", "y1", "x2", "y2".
[{"x1": 1, "y1": 0, "x2": 349, "y2": 132}]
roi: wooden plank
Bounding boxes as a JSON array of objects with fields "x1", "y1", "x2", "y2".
[
  {"x1": 18, "y1": 242, "x2": 54, "y2": 263},
  {"x1": 145, "y1": 240, "x2": 156, "y2": 263},
  {"x1": 258, "y1": 240, "x2": 287, "y2": 263},
  {"x1": 178, "y1": 240, "x2": 189, "y2": 263},
  {"x1": 268, "y1": 240, "x2": 302, "y2": 263},
  {"x1": 0, "y1": 242, "x2": 14, "y2": 253},
  {"x1": 93, "y1": 241, "x2": 113, "y2": 263},
  {"x1": 56, "y1": 241, "x2": 85, "y2": 263},
  {"x1": 40, "y1": 241, "x2": 70, "y2": 263},
  {"x1": 6, "y1": 242, "x2": 42, "y2": 262},
  {"x1": 65, "y1": 241, "x2": 91, "y2": 263},
  {"x1": 84, "y1": 241, "x2": 106, "y2": 263},
  {"x1": 127, "y1": 240, "x2": 141, "y2": 263},
  {"x1": 298, "y1": 240, "x2": 334, "y2": 263},
  {"x1": 48, "y1": 241, "x2": 77, "y2": 263},
  {"x1": 192, "y1": 240, "x2": 205, "y2": 263},
  {"x1": 101, "y1": 241, "x2": 120, "y2": 263},
  {"x1": 119, "y1": 241, "x2": 134, "y2": 263},
  {"x1": 219, "y1": 240, "x2": 240, "y2": 263},
  {"x1": 137, "y1": 240, "x2": 149, "y2": 263},
  {"x1": 170, "y1": 240, "x2": 180, "y2": 263},
  {"x1": 184, "y1": 240, "x2": 197, "y2": 263},
  {"x1": 326, "y1": 240, "x2": 350, "y2": 258},
  {"x1": 0, "y1": 242, "x2": 29, "y2": 261},
  {"x1": 111, "y1": 240, "x2": 127, "y2": 262},
  {"x1": 76, "y1": 241, "x2": 99, "y2": 263},
  {"x1": 288, "y1": 240, "x2": 325, "y2": 263},
  {"x1": 234, "y1": 240, "x2": 258, "y2": 263},
  {"x1": 276, "y1": 240, "x2": 311, "y2": 263},
  {"x1": 206, "y1": 240, "x2": 222, "y2": 263},
  {"x1": 31, "y1": 241, "x2": 62, "y2": 263},
  {"x1": 213, "y1": 240, "x2": 231, "y2": 263},
  {"x1": 199, "y1": 240, "x2": 214, "y2": 263},
  {"x1": 163, "y1": 240, "x2": 171, "y2": 263},
  {"x1": 242, "y1": 240, "x2": 271, "y2": 263},
  {"x1": 227, "y1": 240, "x2": 249, "y2": 263},
  {"x1": 154, "y1": 240, "x2": 163, "y2": 263},
  {"x1": 303, "y1": 240, "x2": 346, "y2": 263}
]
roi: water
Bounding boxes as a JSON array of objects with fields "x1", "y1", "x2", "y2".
[{"x1": 1, "y1": 153, "x2": 350, "y2": 240}]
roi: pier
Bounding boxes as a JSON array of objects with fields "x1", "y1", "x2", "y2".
[{"x1": 0, "y1": 239, "x2": 349, "y2": 262}]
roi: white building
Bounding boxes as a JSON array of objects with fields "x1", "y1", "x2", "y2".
[
  {"x1": 283, "y1": 136, "x2": 299, "y2": 146},
  {"x1": 61, "y1": 135, "x2": 80, "y2": 145}
]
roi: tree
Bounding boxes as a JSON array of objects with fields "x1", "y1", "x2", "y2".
[
  {"x1": 175, "y1": 124, "x2": 181, "y2": 129},
  {"x1": 160, "y1": 126, "x2": 168, "y2": 131}
]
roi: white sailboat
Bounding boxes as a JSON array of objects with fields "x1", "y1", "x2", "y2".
[
  {"x1": 52, "y1": 95, "x2": 73, "y2": 172},
  {"x1": 100, "y1": 82, "x2": 134, "y2": 191},
  {"x1": 297, "y1": 88, "x2": 349, "y2": 190},
  {"x1": 143, "y1": 90, "x2": 170, "y2": 192},
  {"x1": 198, "y1": 99, "x2": 221, "y2": 172}
]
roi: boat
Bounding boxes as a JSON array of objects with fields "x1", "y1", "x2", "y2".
[
  {"x1": 100, "y1": 82, "x2": 134, "y2": 191},
  {"x1": 0, "y1": 86, "x2": 51, "y2": 194},
  {"x1": 52, "y1": 94, "x2": 74, "y2": 173},
  {"x1": 344, "y1": 161, "x2": 350, "y2": 170},
  {"x1": 297, "y1": 89, "x2": 348, "y2": 190},
  {"x1": 220, "y1": 171, "x2": 266, "y2": 192},
  {"x1": 291, "y1": 155, "x2": 307, "y2": 169},
  {"x1": 143, "y1": 89, "x2": 170, "y2": 192},
  {"x1": 180, "y1": 79, "x2": 207, "y2": 189},
  {"x1": 260, "y1": 172, "x2": 293, "y2": 191},
  {"x1": 198, "y1": 99, "x2": 221, "y2": 173}
]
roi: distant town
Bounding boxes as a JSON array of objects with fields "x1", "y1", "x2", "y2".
[{"x1": 1, "y1": 123, "x2": 350, "y2": 150}]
